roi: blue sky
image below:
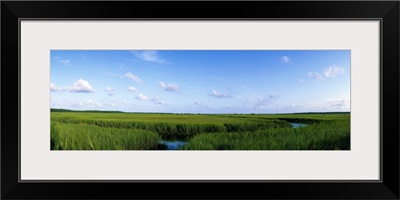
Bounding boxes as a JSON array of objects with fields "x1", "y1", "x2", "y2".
[{"x1": 50, "y1": 50, "x2": 350, "y2": 114}]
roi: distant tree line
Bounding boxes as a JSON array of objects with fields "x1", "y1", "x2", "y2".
[{"x1": 50, "y1": 108, "x2": 123, "y2": 113}]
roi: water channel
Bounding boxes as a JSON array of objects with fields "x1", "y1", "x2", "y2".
[{"x1": 159, "y1": 122, "x2": 308, "y2": 150}]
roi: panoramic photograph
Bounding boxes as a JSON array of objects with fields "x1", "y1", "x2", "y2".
[{"x1": 50, "y1": 50, "x2": 350, "y2": 150}]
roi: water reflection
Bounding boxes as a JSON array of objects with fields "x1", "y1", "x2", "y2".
[
  {"x1": 290, "y1": 122, "x2": 307, "y2": 128},
  {"x1": 160, "y1": 140, "x2": 187, "y2": 150}
]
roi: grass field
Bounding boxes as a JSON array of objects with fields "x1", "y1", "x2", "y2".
[{"x1": 50, "y1": 109, "x2": 350, "y2": 150}]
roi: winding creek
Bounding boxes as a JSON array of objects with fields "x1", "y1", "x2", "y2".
[
  {"x1": 160, "y1": 140, "x2": 187, "y2": 150},
  {"x1": 291, "y1": 122, "x2": 307, "y2": 128},
  {"x1": 158, "y1": 121, "x2": 309, "y2": 150}
]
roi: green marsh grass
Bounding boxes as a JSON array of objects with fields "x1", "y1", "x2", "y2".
[
  {"x1": 50, "y1": 110, "x2": 350, "y2": 150},
  {"x1": 51, "y1": 122, "x2": 161, "y2": 150},
  {"x1": 51, "y1": 112, "x2": 292, "y2": 135},
  {"x1": 182, "y1": 119, "x2": 350, "y2": 150}
]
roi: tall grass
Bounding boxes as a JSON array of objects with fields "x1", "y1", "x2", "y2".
[
  {"x1": 51, "y1": 115, "x2": 291, "y2": 135},
  {"x1": 182, "y1": 119, "x2": 350, "y2": 150},
  {"x1": 50, "y1": 111, "x2": 350, "y2": 150},
  {"x1": 51, "y1": 122, "x2": 161, "y2": 150}
]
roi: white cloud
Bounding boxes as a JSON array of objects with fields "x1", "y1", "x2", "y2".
[
  {"x1": 131, "y1": 50, "x2": 165, "y2": 63},
  {"x1": 188, "y1": 101, "x2": 214, "y2": 112},
  {"x1": 309, "y1": 65, "x2": 344, "y2": 80},
  {"x1": 66, "y1": 79, "x2": 96, "y2": 93},
  {"x1": 71, "y1": 99, "x2": 103, "y2": 108},
  {"x1": 159, "y1": 81, "x2": 179, "y2": 92},
  {"x1": 209, "y1": 90, "x2": 232, "y2": 98},
  {"x1": 151, "y1": 96, "x2": 166, "y2": 105},
  {"x1": 323, "y1": 65, "x2": 344, "y2": 78},
  {"x1": 105, "y1": 87, "x2": 114, "y2": 91},
  {"x1": 124, "y1": 72, "x2": 142, "y2": 83},
  {"x1": 58, "y1": 59, "x2": 71, "y2": 65},
  {"x1": 281, "y1": 56, "x2": 291, "y2": 64},
  {"x1": 50, "y1": 83, "x2": 63, "y2": 92},
  {"x1": 127, "y1": 86, "x2": 137, "y2": 92},
  {"x1": 135, "y1": 93, "x2": 148, "y2": 101},
  {"x1": 87, "y1": 99, "x2": 103, "y2": 107},
  {"x1": 254, "y1": 95, "x2": 279, "y2": 109},
  {"x1": 105, "y1": 87, "x2": 115, "y2": 96},
  {"x1": 328, "y1": 99, "x2": 349, "y2": 111}
]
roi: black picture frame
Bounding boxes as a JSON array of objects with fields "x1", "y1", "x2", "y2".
[{"x1": 2, "y1": 1, "x2": 399, "y2": 199}]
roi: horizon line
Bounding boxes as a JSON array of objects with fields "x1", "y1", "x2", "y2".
[{"x1": 50, "y1": 108, "x2": 350, "y2": 115}]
